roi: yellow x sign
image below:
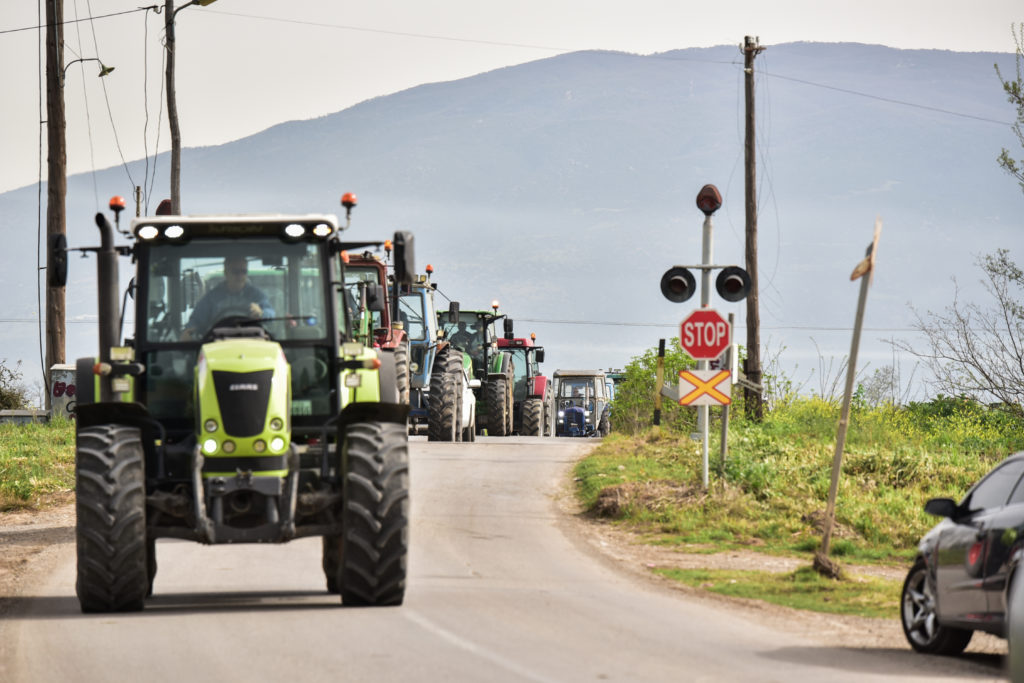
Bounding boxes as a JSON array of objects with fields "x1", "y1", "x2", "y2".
[{"x1": 678, "y1": 369, "x2": 732, "y2": 406}]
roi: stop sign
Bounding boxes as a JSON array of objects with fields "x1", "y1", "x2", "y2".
[{"x1": 680, "y1": 309, "x2": 730, "y2": 360}]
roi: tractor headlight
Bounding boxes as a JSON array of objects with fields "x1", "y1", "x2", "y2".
[
  {"x1": 270, "y1": 417, "x2": 284, "y2": 431},
  {"x1": 202, "y1": 438, "x2": 218, "y2": 454},
  {"x1": 558, "y1": 410, "x2": 565, "y2": 418},
  {"x1": 222, "y1": 440, "x2": 236, "y2": 454},
  {"x1": 204, "y1": 419, "x2": 218, "y2": 433},
  {"x1": 270, "y1": 437, "x2": 286, "y2": 452},
  {"x1": 253, "y1": 439, "x2": 267, "y2": 453}
]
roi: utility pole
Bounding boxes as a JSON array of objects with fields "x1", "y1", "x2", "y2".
[
  {"x1": 164, "y1": 0, "x2": 182, "y2": 214},
  {"x1": 742, "y1": 35, "x2": 765, "y2": 421},
  {"x1": 165, "y1": 0, "x2": 216, "y2": 215},
  {"x1": 45, "y1": 0, "x2": 67, "y2": 409}
]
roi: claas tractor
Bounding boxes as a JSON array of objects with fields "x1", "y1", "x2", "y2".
[
  {"x1": 496, "y1": 333, "x2": 553, "y2": 436},
  {"x1": 397, "y1": 268, "x2": 477, "y2": 441},
  {"x1": 553, "y1": 369, "x2": 611, "y2": 437},
  {"x1": 62, "y1": 204, "x2": 414, "y2": 612},
  {"x1": 438, "y1": 301, "x2": 515, "y2": 436}
]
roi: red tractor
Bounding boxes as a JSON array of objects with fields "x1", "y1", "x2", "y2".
[
  {"x1": 344, "y1": 248, "x2": 410, "y2": 404},
  {"x1": 496, "y1": 334, "x2": 553, "y2": 436}
]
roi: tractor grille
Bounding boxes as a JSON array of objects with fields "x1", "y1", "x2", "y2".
[{"x1": 212, "y1": 370, "x2": 273, "y2": 437}]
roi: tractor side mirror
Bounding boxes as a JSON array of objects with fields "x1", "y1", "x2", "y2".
[
  {"x1": 392, "y1": 231, "x2": 415, "y2": 286},
  {"x1": 366, "y1": 284, "x2": 386, "y2": 313},
  {"x1": 535, "y1": 348, "x2": 545, "y2": 364},
  {"x1": 48, "y1": 234, "x2": 68, "y2": 287},
  {"x1": 447, "y1": 301, "x2": 460, "y2": 324},
  {"x1": 504, "y1": 317, "x2": 514, "y2": 340}
]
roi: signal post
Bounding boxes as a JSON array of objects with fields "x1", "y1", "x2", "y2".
[{"x1": 660, "y1": 185, "x2": 751, "y2": 488}]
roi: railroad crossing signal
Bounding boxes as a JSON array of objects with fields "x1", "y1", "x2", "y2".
[
  {"x1": 679, "y1": 308, "x2": 730, "y2": 360},
  {"x1": 678, "y1": 369, "x2": 732, "y2": 406}
]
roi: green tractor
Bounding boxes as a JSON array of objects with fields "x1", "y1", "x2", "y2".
[
  {"x1": 65, "y1": 207, "x2": 414, "y2": 612},
  {"x1": 438, "y1": 302, "x2": 515, "y2": 436},
  {"x1": 398, "y1": 269, "x2": 477, "y2": 441}
]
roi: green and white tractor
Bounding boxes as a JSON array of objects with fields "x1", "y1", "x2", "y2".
[{"x1": 64, "y1": 208, "x2": 414, "y2": 612}]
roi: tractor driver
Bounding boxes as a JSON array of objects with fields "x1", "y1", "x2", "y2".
[
  {"x1": 448, "y1": 321, "x2": 477, "y2": 350},
  {"x1": 181, "y1": 254, "x2": 274, "y2": 341}
]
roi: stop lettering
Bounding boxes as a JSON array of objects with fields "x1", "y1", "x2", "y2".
[{"x1": 679, "y1": 309, "x2": 730, "y2": 360}]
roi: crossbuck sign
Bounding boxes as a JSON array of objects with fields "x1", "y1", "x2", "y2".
[{"x1": 678, "y1": 369, "x2": 732, "y2": 406}]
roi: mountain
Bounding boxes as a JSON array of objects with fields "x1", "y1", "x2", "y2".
[{"x1": 1, "y1": 42, "x2": 1020, "y2": 402}]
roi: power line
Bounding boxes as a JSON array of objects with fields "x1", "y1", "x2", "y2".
[{"x1": 0, "y1": 6, "x2": 155, "y2": 35}]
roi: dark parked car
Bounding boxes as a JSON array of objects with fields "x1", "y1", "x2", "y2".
[{"x1": 902, "y1": 450, "x2": 1024, "y2": 655}]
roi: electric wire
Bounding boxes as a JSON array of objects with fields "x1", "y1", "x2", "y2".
[
  {"x1": 86, "y1": 0, "x2": 136, "y2": 192},
  {"x1": 71, "y1": 0, "x2": 101, "y2": 209},
  {"x1": 35, "y1": 0, "x2": 45, "y2": 397},
  {"x1": 0, "y1": 6, "x2": 154, "y2": 35}
]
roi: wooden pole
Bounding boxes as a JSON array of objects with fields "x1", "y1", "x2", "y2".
[
  {"x1": 165, "y1": 0, "x2": 182, "y2": 214},
  {"x1": 653, "y1": 338, "x2": 665, "y2": 434},
  {"x1": 45, "y1": 0, "x2": 67, "y2": 410},
  {"x1": 816, "y1": 219, "x2": 882, "y2": 577},
  {"x1": 742, "y1": 36, "x2": 765, "y2": 421}
]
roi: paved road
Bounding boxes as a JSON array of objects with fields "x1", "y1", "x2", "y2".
[{"x1": 4, "y1": 437, "x2": 1006, "y2": 682}]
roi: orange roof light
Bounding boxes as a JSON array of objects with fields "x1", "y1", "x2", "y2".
[
  {"x1": 109, "y1": 196, "x2": 126, "y2": 212},
  {"x1": 384, "y1": 240, "x2": 392, "y2": 253},
  {"x1": 491, "y1": 299, "x2": 500, "y2": 312},
  {"x1": 426, "y1": 264, "x2": 434, "y2": 274},
  {"x1": 340, "y1": 250, "x2": 350, "y2": 264},
  {"x1": 531, "y1": 333, "x2": 536, "y2": 341},
  {"x1": 341, "y1": 192, "x2": 358, "y2": 209}
]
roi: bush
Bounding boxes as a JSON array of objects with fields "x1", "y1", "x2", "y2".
[{"x1": 0, "y1": 359, "x2": 30, "y2": 410}]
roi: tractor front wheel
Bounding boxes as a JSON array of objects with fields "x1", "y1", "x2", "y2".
[
  {"x1": 393, "y1": 342, "x2": 411, "y2": 405},
  {"x1": 339, "y1": 420, "x2": 409, "y2": 606},
  {"x1": 75, "y1": 424, "x2": 150, "y2": 613},
  {"x1": 522, "y1": 398, "x2": 544, "y2": 436},
  {"x1": 428, "y1": 347, "x2": 459, "y2": 442},
  {"x1": 486, "y1": 378, "x2": 509, "y2": 436}
]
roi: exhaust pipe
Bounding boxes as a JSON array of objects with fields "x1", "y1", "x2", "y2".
[{"x1": 94, "y1": 212, "x2": 120, "y2": 403}]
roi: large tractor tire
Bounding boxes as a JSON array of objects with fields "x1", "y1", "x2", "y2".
[
  {"x1": 427, "y1": 347, "x2": 459, "y2": 442},
  {"x1": 75, "y1": 424, "x2": 150, "y2": 613},
  {"x1": 337, "y1": 420, "x2": 409, "y2": 606},
  {"x1": 598, "y1": 409, "x2": 610, "y2": 437},
  {"x1": 393, "y1": 341, "x2": 411, "y2": 406},
  {"x1": 504, "y1": 374, "x2": 514, "y2": 435},
  {"x1": 486, "y1": 378, "x2": 509, "y2": 436},
  {"x1": 522, "y1": 398, "x2": 544, "y2": 436}
]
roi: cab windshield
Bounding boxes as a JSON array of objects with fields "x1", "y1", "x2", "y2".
[{"x1": 144, "y1": 238, "x2": 334, "y2": 342}]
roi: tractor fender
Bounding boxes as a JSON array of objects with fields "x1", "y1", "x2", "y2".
[{"x1": 531, "y1": 375, "x2": 549, "y2": 399}]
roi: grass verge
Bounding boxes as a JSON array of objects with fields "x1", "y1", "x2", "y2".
[
  {"x1": 0, "y1": 418, "x2": 75, "y2": 511},
  {"x1": 577, "y1": 397, "x2": 1024, "y2": 618}
]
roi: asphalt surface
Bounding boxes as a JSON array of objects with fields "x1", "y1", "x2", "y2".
[{"x1": 3, "y1": 436, "x2": 1008, "y2": 682}]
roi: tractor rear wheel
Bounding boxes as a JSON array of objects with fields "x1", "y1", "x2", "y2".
[
  {"x1": 428, "y1": 347, "x2": 458, "y2": 442},
  {"x1": 75, "y1": 424, "x2": 149, "y2": 613},
  {"x1": 338, "y1": 420, "x2": 409, "y2": 606},
  {"x1": 522, "y1": 398, "x2": 544, "y2": 436},
  {"x1": 486, "y1": 378, "x2": 509, "y2": 436}
]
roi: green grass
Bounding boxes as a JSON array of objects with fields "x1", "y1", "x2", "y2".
[
  {"x1": 655, "y1": 566, "x2": 902, "y2": 619},
  {"x1": 0, "y1": 418, "x2": 76, "y2": 510},
  {"x1": 578, "y1": 397, "x2": 1024, "y2": 617}
]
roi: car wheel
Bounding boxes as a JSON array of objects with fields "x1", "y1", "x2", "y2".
[{"x1": 900, "y1": 559, "x2": 973, "y2": 655}]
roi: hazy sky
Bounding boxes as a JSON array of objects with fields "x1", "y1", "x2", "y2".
[{"x1": 0, "y1": 1, "x2": 1020, "y2": 196}]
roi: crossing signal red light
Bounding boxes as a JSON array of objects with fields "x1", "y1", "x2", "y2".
[{"x1": 660, "y1": 267, "x2": 696, "y2": 303}]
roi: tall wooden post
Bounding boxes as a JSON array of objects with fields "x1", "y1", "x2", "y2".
[
  {"x1": 165, "y1": 0, "x2": 182, "y2": 214},
  {"x1": 742, "y1": 36, "x2": 765, "y2": 421},
  {"x1": 45, "y1": 0, "x2": 67, "y2": 409}
]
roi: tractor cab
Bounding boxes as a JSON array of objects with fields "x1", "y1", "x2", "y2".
[{"x1": 553, "y1": 369, "x2": 611, "y2": 437}]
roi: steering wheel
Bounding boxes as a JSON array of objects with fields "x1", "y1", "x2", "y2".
[{"x1": 201, "y1": 314, "x2": 272, "y2": 343}]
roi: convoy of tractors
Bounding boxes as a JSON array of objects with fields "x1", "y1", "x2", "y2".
[{"x1": 55, "y1": 194, "x2": 613, "y2": 614}]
